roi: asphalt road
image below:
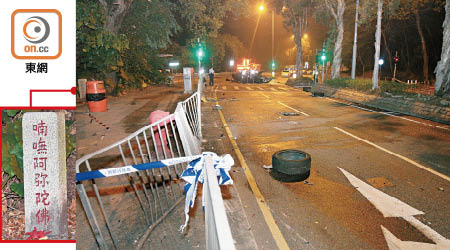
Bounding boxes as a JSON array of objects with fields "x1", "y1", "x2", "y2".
[{"x1": 202, "y1": 76, "x2": 450, "y2": 250}]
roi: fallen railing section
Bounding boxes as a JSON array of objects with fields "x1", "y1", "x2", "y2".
[{"x1": 77, "y1": 89, "x2": 235, "y2": 250}]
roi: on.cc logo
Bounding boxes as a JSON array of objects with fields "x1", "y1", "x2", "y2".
[
  {"x1": 23, "y1": 16, "x2": 50, "y2": 44},
  {"x1": 11, "y1": 9, "x2": 62, "y2": 59}
]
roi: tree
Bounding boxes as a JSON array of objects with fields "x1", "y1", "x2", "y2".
[
  {"x1": 273, "y1": 0, "x2": 312, "y2": 75},
  {"x1": 324, "y1": 0, "x2": 346, "y2": 79},
  {"x1": 175, "y1": 0, "x2": 247, "y2": 39},
  {"x1": 371, "y1": 0, "x2": 383, "y2": 90},
  {"x1": 435, "y1": 0, "x2": 450, "y2": 96}
]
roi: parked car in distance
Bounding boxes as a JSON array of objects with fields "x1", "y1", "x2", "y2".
[{"x1": 281, "y1": 65, "x2": 296, "y2": 78}]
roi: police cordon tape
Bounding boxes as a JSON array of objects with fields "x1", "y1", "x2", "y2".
[{"x1": 76, "y1": 155, "x2": 202, "y2": 182}]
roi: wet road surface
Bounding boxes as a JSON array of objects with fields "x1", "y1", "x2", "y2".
[{"x1": 203, "y1": 76, "x2": 450, "y2": 250}]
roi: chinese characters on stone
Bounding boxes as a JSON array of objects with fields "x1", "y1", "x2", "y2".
[{"x1": 32, "y1": 120, "x2": 51, "y2": 225}]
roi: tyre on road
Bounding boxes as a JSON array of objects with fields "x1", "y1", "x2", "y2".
[
  {"x1": 271, "y1": 149, "x2": 311, "y2": 182},
  {"x1": 272, "y1": 149, "x2": 311, "y2": 175}
]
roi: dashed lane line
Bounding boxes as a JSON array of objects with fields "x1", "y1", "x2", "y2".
[
  {"x1": 257, "y1": 87, "x2": 264, "y2": 90},
  {"x1": 277, "y1": 101, "x2": 310, "y2": 117},
  {"x1": 246, "y1": 86, "x2": 253, "y2": 90},
  {"x1": 222, "y1": 86, "x2": 227, "y2": 90},
  {"x1": 234, "y1": 86, "x2": 239, "y2": 90},
  {"x1": 334, "y1": 127, "x2": 450, "y2": 182},
  {"x1": 213, "y1": 89, "x2": 291, "y2": 250}
]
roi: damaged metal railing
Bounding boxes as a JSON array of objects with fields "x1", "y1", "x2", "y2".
[{"x1": 76, "y1": 93, "x2": 201, "y2": 250}]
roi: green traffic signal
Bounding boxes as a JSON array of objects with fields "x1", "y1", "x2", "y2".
[{"x1": 197, "y1": 47, "x2": 204, "y2": 59}]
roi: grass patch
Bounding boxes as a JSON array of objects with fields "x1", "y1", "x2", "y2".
[{"x1": 325, "y1": 78, "x2": 410, "y2": 95}]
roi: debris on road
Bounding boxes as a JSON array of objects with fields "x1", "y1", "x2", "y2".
[
  {"x1": 131, "y1": 101, "x2": 137, "y2": 105},
  {"x1": 263, "y1": 165, "x2": 273, "y2": 169},
  {"x1": 304, "y1": 180, "x2": 313, "y2": 185},
  {"x1": 227, "y1": 118, "x2": 233, "y2": 122},
  {"x1": 207, "y1": 97, "x2": 216, "y2": 102},
  {"x1": 230, "y1": 97, "x2": 239, "y2": 101},
  {"x1": 438, "y1": 187, "x2": 444, "y2": 192},
  {"x1": 213, "y1": 104, "x2": 222, "y2": 110},
  {"x1": 280, "y1": 112, "x2": 300, "y2": 116}
]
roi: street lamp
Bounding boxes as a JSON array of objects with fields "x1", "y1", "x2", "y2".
[
  {"x1": 378, "y1": 58, "x2": 384, "y2": 81},
  {"x1": 259, "y1": 4, "x2": 264, "y2": 12},
  {"x1": 229, "y1": 59, "x2": 234, "y2": 67}
]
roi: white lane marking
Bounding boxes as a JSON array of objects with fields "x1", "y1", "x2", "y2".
[
  {"x1": 270, "y1": 87, "x2": 277, "y2": 91},
  {"x1": 339, "y1": 168, "x2": 424, "y2": 217},
  {"x1": 339, "y1": 168, "x2": 450, "y2": 249},
  {"x1": 326, "y1": 97, "x2": 375, "y2": 112},
  {"x1": 260, "y1": 93, "x2": 270, "y2": 98},
  {"x1": 382, "y1": 112, "x2": 433, "y2": 127},
  {"x1": 381, "y1": 226, "x2": 442, "y2": 250},
  {"x1": 234, "y1": 86, "x2": 239, "y2": 90},
  {"x1": 278, "y1": 101, "x2": 310, "y2": 117},
  {"x1": 257, "y1": 87, "x2": 264, "y2": 90},
  {"x1": 278, "y1": 87, "x2": 288, "y2": 91},
  {"x1": 246, "y1": 87, "x2": 252, "y2": 90},
  {"x1": 222, "y1": 86, "x2": 227, "y2": 90},
  {"x1": 326, "y1": 97, "x2": 450, "y2": 131},
  {"x1": 334, "y1": 127, "x2": 450, "y2": 182}
]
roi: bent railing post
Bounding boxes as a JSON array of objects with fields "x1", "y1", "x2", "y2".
[{"x1": 204, "y1": 156, "x2": 236, "y2": 250}]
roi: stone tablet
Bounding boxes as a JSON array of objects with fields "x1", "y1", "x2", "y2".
[
  {"x1": 77, "y1": 79, "x2": 87, "y2": 101},
  {"x1": 23, "y1": 112, "x2": 68, "y2": 239}
]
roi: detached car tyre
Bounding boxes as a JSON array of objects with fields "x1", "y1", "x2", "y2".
[
  {"x1": 270, "y1": 169, "x2": 310, "y2": 182},
  {"x1": 272, "y1": 149, "x2": 311, "y2": 175}
]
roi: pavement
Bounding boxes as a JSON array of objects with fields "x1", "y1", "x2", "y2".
[
  {"x1": 201, "y1": 75, "x2": 450, "y2": 250},
  {"x1": 75, "y1": 78, "x2": 257, "y2": 250}
]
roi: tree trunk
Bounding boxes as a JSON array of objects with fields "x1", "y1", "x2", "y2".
[
  {"x1": 294, "y1": 32, "x2": 303, "y2": 75},
  {"x1": 372, "y1": 0, "x2": 383, "y2": 90},
  {"x1": 381, "y1": 29, "x2": 393, "y2": 74},
  {"x1": 332, "y1": 13, "x2": 344, "y2": 79},
  {"x1": 351, "y1": 0, "x2": 359, "y2": 79},
  {"x1": 325, "y1": 0, "x2": 345, "y2": 79},
  {"x1": 414, "y1": 9, "x2": 429, "y2": 83},
  {"x1": 435, "y1": 0, "x2": 450, "y2": 96},
  {"x1": 99, "y1": 0, "x2": 133, "y2": 34}
]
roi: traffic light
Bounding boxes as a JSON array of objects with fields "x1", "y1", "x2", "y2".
[
  {"x1": 393, "y1": 56, "x2": 399, "y2": 63},
  {"x1": 197, "y1": 47, "x2": 204, "y2": 59},
  {"x1": 271, "y1": 61, "x2": 276, "y2": 70}
]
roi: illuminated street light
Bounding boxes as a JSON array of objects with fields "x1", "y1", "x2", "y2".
[
  {"x1": 229, "y1": 59, "x2": 234, "y2": 67},
  {"x1": 378, "y1": 59, "x2": 384, "y2": 65},
  {"x1": 259, "y1": 4, "x2": 265, "y2": 12},
  {"x1": 321, "y1": 55, "x2": 326, "y2": 61},
  {"x1": 169, "y1": 62, "x2": 179, "y2": 67},
  {"x1": 303, "y1": 34, "x2": 308, "y2": 38}
]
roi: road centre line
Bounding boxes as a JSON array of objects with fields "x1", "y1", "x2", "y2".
[
  {"x1": 277, "y1": 101, "x2": 310, "y2": 117},
  {"x1": 258, "y1": 87, "x2": 264, "y2": 90},
  {"x1": 214, "y1": 89, "x2": 291, "y2": 250},
  {"x1": 246, "y1": 86, "x2": 252, "y2": 90},
  {"x1": 334, "y1": 127, "x2": 450, "y2": 182},
  {"x1": 260, "y1": 93, "x2": 270, "y2": 98},
  {"x1": 234, "y1": 86, "x2": 239, "y2": 90},
  {"x1": 325, "y1": 97, "x2": 450, "y2": 130}
]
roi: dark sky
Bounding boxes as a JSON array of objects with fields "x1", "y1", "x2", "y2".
[{"x1": 222, "y1": 3, "x2": 328, "y2": 70}]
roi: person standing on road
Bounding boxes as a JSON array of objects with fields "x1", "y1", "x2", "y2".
[{"x1": 209, "y1": 67, "x2": 215, "y2": 86}]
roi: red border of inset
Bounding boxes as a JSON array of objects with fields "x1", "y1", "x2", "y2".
[{"x1": 11, "y1": 9, "x2": 63, "y2": 60}]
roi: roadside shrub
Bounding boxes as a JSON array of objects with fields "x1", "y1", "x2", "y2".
[
  {"x1": 379, "y1": 81, "x2": 409, "y2": 95},
  {"x1": 325, "y1": 78, "x2": 372, "y2": 91}
]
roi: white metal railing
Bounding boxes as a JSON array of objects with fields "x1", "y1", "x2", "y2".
[
  {"x1": 204, "y1": 155, "x2": 236, "y2": 250},
  {"x1": 76, "y1": 85, "x2": 235, "y2": 250}
]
